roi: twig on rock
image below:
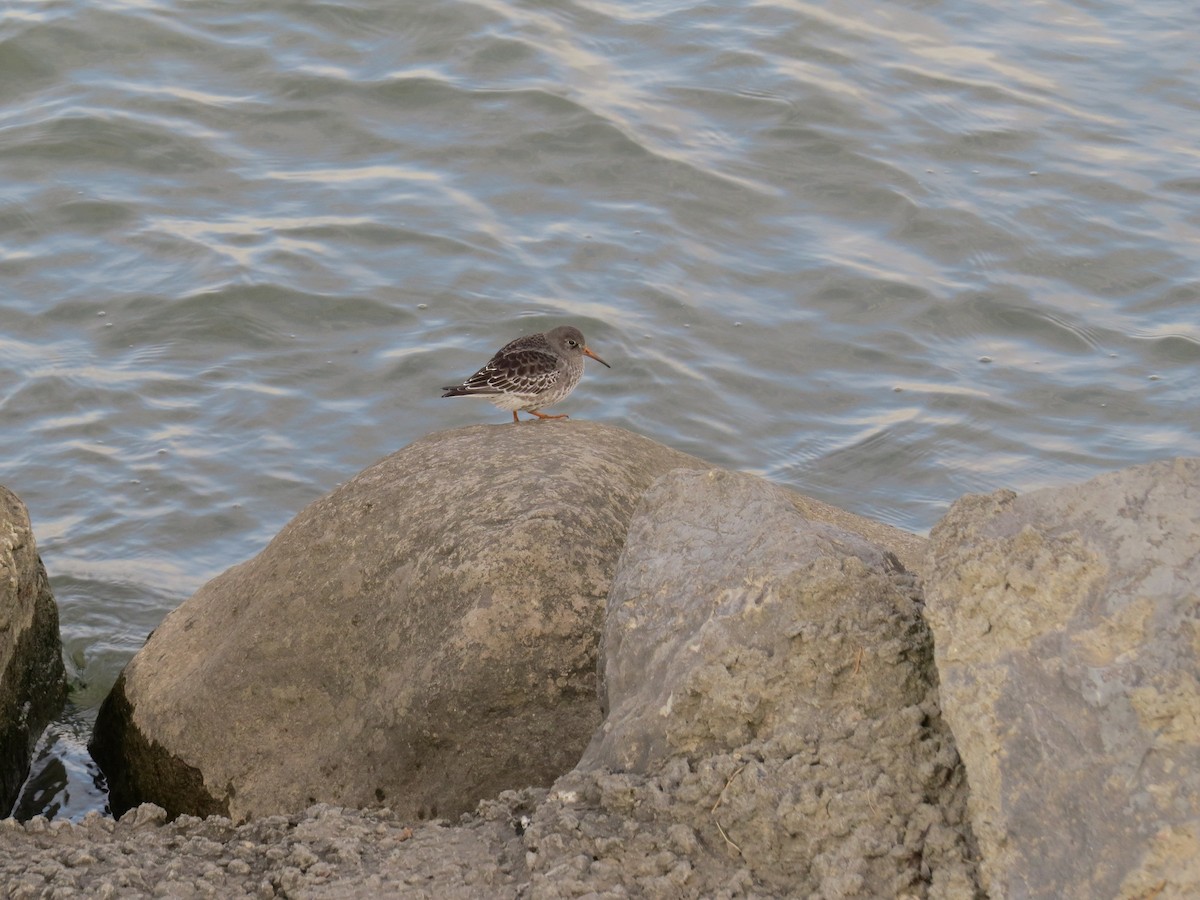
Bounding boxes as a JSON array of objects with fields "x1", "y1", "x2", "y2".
[
  {"x1": 711, "y1": 762, "x2": 748, "y2": 857},
  {"x1": 715, "y1": 819, "x2": 742, "y2": 856}
]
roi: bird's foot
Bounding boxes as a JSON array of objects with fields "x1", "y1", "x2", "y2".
[{"x1": 525, "y1": 410, "x2": 569, "y2": 421}]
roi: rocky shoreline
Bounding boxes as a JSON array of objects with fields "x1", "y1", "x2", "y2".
[{"x1": 2, "y1": 424, "x2": 1196, "y2": 898}]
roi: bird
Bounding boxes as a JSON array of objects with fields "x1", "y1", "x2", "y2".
[{"x1": 441, "y1": 325, "x2": 611, "y2": 423}]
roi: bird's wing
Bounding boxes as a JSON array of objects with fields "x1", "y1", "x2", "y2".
[{"x1": 450, "y1": 347, "x2": 560, "y2": 396}]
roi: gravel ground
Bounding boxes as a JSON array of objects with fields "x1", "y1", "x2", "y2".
[{"x1": 1, "y1": 796, "x2": 536, "y2": 899}]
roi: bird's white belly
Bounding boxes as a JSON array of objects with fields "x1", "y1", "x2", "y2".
[
  {"x1": 488, "y1": 392, "x2": 543, "y2": 412},
  {"x1": 488, "y1": 376, "x2": 578, "y2": 412}
]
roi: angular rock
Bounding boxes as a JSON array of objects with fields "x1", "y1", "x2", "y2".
[
  {"x1": 91, "y1": 423, "x2": 925, "y2": 823},
  {"x1": 528, "y1": 468, "x2": 979, "y2": 898},
  {"x1": 0, "y1": 485, "x2": 68, "y2": 813},
  {"x1": 925, "y1": 457, "x2": 1200, "y2": 899}
]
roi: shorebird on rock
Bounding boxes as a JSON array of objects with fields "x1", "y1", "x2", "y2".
[{"x1": 441, "y1": 325, "x2": 610, "y2": 423}]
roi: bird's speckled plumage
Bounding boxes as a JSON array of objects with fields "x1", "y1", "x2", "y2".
[{"x1": 441, "y1": 325, "x2": 610, "y2": 423}]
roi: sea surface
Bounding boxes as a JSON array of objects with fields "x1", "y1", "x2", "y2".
[{"x1": 2, "y1": 0, "x2": 1197, "y2": 819}]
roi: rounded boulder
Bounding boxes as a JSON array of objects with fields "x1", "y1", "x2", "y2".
[{"x1": 91, "y1": 423, "x2": 708, "y2": 821}]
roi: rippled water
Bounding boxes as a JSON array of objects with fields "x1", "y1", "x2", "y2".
[{"x1": 3, "y1": 0, "x2": 1197, "y2": 819}]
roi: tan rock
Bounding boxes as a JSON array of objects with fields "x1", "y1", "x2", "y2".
[
  {"x1": 91, "y1": 423, "x2": 926, "y2": 823},
  {"x1": 925, "y1": 457, "x2": 1200, "y2": 899}
]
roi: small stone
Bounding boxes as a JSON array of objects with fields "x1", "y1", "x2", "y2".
[
  {"x1": 121, "y1": 804, "x2": 168, "y2": 828},
  {"x1": 65, "y1": 849, "x2": 98, "y2": 867},
  {"x1": 287, "y1": 845, "x2": 319, "y2": 870},
  {"x1": 25, "y1": 816, "x2": 49, "y2": 834}
]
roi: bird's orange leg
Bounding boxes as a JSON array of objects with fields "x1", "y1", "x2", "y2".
[
  {"x1": 512, "y1": 410, "x2": 520, "y2": 424},
  {"x1": 527, "y1": 409, "x2": 569, "y2": 421}
]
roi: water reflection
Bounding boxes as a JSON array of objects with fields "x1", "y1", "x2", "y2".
[{"x1": 11, "y1": 705, "x2": 108, "y2": 821}]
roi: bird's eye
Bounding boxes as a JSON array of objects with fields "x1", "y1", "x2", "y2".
[{"x1": 568, "y1": 340, "x2": 578, "y2": 347}]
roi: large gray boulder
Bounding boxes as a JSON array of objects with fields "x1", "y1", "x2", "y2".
[
  {"x1": 524, "y1": 469, "x2": 980, "y2": 898},
  {"x1": 92, "y1": 423, "x2": 926, "y2": 823},
  {"x1": 0, "y1": 485, "x2": 67, "y2": 813},
  {"x1": 925, "y1": 457, "x2": 1200, "y2": 899}
]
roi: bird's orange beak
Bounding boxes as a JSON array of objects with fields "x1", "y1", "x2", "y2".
[{"x1": 583, "y1": 346, "x2": 611, "y2": 368}]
